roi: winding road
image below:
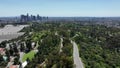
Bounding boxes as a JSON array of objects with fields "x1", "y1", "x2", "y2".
[{"x1": 71, "y1": 40, "x2": 84, "y2": 68}]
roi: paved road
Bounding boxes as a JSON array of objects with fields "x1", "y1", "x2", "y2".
[
  {"x1": 60, "y1": 38, "x2": 63, "y2": 53},
  {"x1": 19, "y1": 52, "x2": 25, "y2": 63},
  {"x1": 71, "y1": 40, "x2": 84, "y2": 68}
]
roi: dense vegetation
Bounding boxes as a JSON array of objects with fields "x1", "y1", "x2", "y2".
[
  {"x1": 24, "y1": 23, "x2": 74, "y2": 68},
  {"x1": 73, "y1": 25, "x2": 120, "y2": 68},
  {"x1": 23, "y1": 22, "x2": 120, "y2": 68},
  {"x1": 0, "y1": 22, "x2": 120, "y2": 68}
]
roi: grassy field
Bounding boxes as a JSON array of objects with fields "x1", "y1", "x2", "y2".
[{"x1": 22, "y1": 50, "x2": 36, "y2": 62}]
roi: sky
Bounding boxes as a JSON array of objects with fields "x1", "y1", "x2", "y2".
[{"x1": 0, "y1": 0, "x2": 120, "y2": 17}]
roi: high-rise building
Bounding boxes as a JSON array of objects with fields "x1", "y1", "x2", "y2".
[{"x1": 20, "y1": 13, "x2": 48, "y2": 22}]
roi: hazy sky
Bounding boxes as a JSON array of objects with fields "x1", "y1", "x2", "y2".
[{"x1": 0, "y1": 0, "x2": 120, "y2": 17}]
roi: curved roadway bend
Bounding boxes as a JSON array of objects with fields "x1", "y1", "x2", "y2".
[{"x1": 71, "y1": 40, "x2": 84, "y2": 68}]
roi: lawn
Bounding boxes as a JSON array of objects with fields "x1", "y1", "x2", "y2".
[{"x1": 22, "y1": 50, "x2": 36, "y2": 62}]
